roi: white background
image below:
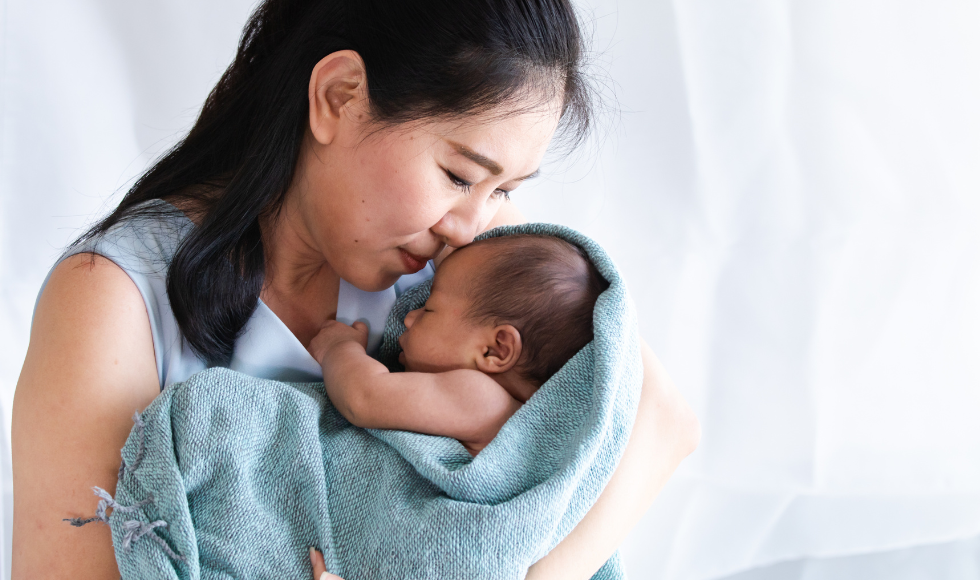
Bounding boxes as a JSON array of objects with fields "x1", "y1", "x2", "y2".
[{"x1": 1, "y1": 0, "x2": 979, "y2": 578}]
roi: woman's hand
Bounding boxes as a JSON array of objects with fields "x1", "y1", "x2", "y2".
[{"x1": 309, "y1": 548, "x2": 344, "y2": 580}]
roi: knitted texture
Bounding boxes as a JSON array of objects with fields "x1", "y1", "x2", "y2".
[{"x1": 104, "y1": 224, "x2": 642, "y2": 579}]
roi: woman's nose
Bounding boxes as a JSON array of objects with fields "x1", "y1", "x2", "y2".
[
  {"x1": 404, "y1": 308, "x2": 422, "y2": 328},
  {"x1": 431, "y1": 199, "x2": 485, "y2": 248}
]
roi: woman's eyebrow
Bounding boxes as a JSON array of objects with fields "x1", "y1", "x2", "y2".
[
  {"x1": 446, "y1": 140, "x2": 539, "y2": 181},
  {"x1": 448, "y1": 141, "x2": 503, "y2": 176}
]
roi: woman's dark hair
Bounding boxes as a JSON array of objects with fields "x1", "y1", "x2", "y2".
[{"x1": 76, "y1": 0, "x2": 594, "y2": 365}]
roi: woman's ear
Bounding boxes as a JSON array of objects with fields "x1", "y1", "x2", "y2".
[
  {"x1": 308, "y1": 50, "x2": 369, "y2": 145},
  {"x1": 477, "y1": 325, "x2": 522, "y2": 374}
]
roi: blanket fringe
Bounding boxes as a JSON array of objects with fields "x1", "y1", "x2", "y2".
[
  {"x1": 64, "y1": 486, "x2": 153, "y2": 527},
  {"x1": 64, "y1": 487, "x2": 184, "y2": 561},
  {"x1": 120, "y1": 520, "x2": 186, "y2": 562},
  {"x1": 64, "y1": 410, "x2": 185, "y2": 563},
  {"x1": 117, "y1": 411, "x2": 147, "y2": 480}
]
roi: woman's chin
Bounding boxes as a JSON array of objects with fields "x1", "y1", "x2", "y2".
[{"x1": 337, "y1": 266, "x2": 402, "y2": 293}]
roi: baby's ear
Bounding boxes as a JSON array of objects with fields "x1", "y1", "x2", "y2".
[{"x1": 477, "y1": 325, "x2": 522, "y2": 374}]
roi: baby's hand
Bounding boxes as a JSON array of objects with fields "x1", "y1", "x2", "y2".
[{"x1": 309, "y1": 320, "x2": 369, "y2": 366}]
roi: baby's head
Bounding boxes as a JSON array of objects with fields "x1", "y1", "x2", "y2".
[{"x1": 398, "y1": 234, "x2": 608, "y2": 402}]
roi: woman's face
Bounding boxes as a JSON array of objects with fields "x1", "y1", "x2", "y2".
[{"x1": 285, "y1": 97, "x2": 561, "y2": 292}]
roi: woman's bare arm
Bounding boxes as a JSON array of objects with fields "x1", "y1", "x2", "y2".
[
  {"x1": 526, "y1": 342, "x2": 701, "y2": 580},
  {"x1": 12, "y1": 254, "x2": 160, "y2": 579}
]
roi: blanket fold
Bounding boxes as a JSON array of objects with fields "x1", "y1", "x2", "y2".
[{"x1": 103, "y1": 224, "x2": 642, "y2": 580}]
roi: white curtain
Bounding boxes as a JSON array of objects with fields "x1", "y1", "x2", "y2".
[{"x1": 1, "y1": 1, "x2": 978, "y2": 579}]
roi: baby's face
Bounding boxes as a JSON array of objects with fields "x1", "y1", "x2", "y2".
[{"x1": 398, "y1": 247, "x2": 490, "y2": 372}]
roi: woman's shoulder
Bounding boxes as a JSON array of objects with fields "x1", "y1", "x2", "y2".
[
  {"x1": 40, "y1": 252, "x2": 159, "y2": 341},
  {"x1": 31, "y1": 252, "x2": 161, "y2": 393},
  {"x1": 33, "y1": 199, "x2": 201, "y2": 388},
  {"x1": 71, "y1": 199, "x2": 194, "y2": 277}
]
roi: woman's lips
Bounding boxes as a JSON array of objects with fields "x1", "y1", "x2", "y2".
[{"x1": 399, "y1": 248, "x2": 429, "y2": 274}]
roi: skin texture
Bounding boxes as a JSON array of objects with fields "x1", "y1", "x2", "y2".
[
  {"x1": 310, "y1": 244, "x2": 530, "y2": 455},
  {"x1": 260, "y1": 52, "x2": 555, "y2": 347},
  {"x1": 12, "y1": 50, "x2": 700, "y2": 579}
]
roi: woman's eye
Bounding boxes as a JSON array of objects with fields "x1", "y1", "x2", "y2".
[
  {"x1": 444, "y1": 170, "x2": 472, "y2": 193},
  {"x1": 493, "y1": 188, "x2": 512, "y2": 201}
]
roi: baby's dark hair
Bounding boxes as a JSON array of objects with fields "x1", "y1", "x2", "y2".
[{"x1": 463, "y1": 234, "x2": 609, "y2": 387}]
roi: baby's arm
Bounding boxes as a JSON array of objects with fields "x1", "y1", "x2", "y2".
[{"x1": 309, "y1": 321, "x2": 522, "y2": 452}]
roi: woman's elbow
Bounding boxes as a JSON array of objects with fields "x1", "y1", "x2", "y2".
[
  {"x1": 677, "y1": 403, "x2": 701, "y2": 458},
  {"x1": 639, "y1": 342, "x2": 700, "y2": 458},
  {"x1": 655, "y1": 385, "x2": 700, "y2": 460}
]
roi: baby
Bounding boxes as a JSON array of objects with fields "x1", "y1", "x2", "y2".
[{"x1": 309, "y1": 234, "x2": 608, "y2": 454}]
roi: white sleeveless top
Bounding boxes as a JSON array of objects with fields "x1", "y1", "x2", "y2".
[{"x1": 36, "y1": 200, "x2": 434, "y2": 389}]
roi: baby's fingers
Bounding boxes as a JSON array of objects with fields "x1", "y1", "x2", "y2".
[
  {"x1": 351, "y1": 321, "x2": 370, "y2": 348},
  {"x1": 309, "y1": 321, "x2": 360, "y2": 361}
]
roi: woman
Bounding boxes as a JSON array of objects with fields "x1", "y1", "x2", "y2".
[{"x1": 12, "y1": 0, "x2": 699, "y2": 578}]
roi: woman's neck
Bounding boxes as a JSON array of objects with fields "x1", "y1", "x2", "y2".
[{"x1": 259, "y1": 198, "x2": 341, "y2": 348}]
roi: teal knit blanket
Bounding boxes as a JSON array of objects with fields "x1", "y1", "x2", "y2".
[{"x1": 100, "y1": 224, "x2": 642, "y2": 579}]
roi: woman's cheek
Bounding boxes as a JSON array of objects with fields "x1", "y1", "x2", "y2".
[
  {"x1": 392, "y1": 165, "x2": 456, "y2": 224},
  {"x1": 379, "y1": 194, "x2": 450, "y2": 237}
]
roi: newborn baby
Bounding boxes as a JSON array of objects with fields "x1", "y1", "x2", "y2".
[{"x1": 309, "y1": 234, "x2": 608, "y2": 454}]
